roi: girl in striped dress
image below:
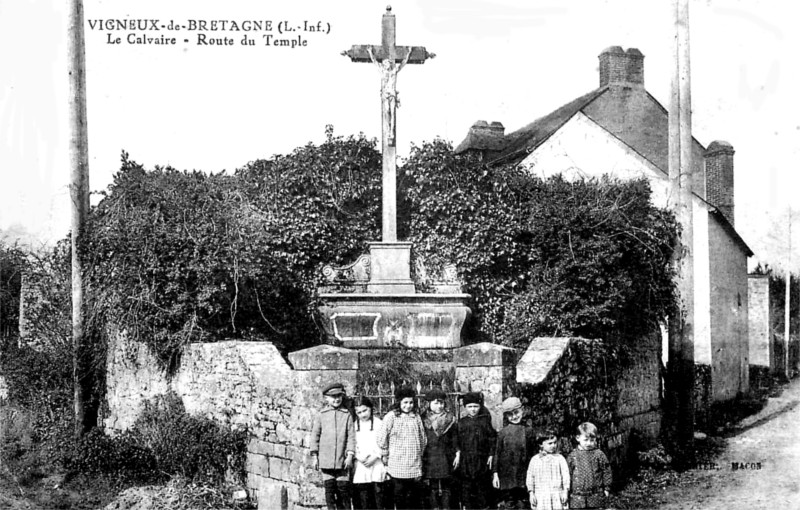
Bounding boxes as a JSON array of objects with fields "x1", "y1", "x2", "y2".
[{"x1": 526, "y1": 430, "x2": 570, "y2": 510}]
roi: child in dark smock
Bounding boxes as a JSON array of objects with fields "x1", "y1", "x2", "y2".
[
  {"x1": 492, "y1": 397, "x2": 535, "y2": 509},
  {"x1": 421, "y1": 389, "x2": 461, "y2": 510},
  {"x1": 456, "y1": 391, "x2": 496, "y2": 510},
  {"x1": 566, "y1": 422, "x2": 612, "y2": 509}
]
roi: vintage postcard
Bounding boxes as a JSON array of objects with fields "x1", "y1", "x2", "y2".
[{"x1": 1, "y1": 1, "x2": 798, "y2": 509}]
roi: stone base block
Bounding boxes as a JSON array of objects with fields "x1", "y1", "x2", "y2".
[{"x1": 366, "y1": 241, "x2": 415, "y2": 294}]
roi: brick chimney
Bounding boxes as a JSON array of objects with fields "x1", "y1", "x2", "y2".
[
  {"x1": 469, "y1": 120, "x2": 505, "y2": 138},
  {"x1": 704, "y1": 140, "x2": 735, "y2": 225},
  {"x1": 599, "y1": 46, "x2": 644, "y2": 87},
  {"x1": 455, "y1": 120, "x2": 505, "y2": 157}
]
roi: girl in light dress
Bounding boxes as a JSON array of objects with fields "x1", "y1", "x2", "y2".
[
  {"x1": 352, "y1": 396, "x2": 389, "y2": 509},
  {"x1": 377, "y1": 386, "x2": 428, "y2": 510},
  {"x1": 526, "y1": 430, "x2": 570, "y2": 510}
]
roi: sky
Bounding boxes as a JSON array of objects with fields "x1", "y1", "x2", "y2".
[{"x1": 1, "y1": 0, "x2": 798, "y2": 271}]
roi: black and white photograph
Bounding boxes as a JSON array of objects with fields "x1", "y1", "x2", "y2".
[{"x1": 1, "y1": 1, "x2": 798, "y2": 508}]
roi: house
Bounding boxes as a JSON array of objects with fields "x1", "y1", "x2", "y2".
[
  {"x1": 747, "y1": 273, "x2": 773, "y2": 381},
  {"x1": 456, "y1": 46, "x2": 754, "y2": 405}
]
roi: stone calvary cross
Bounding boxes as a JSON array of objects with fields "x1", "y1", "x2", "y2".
[
  {"x1": 319, "y1": 7, "x2": 468, "y2": 349},
  {"x1": 342, "y1": 6, "x2": 434, "y2": 243}
]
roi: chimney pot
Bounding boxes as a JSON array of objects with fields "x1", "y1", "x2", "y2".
[
  {"x1": 489, "y1": 121, "x2": 505, "y2": 136},
  {"x1": 470, "y1": 120, "x2": 504, "y2": 137}
]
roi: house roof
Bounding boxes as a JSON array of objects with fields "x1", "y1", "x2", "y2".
[
  {"x1": 488, "y1": 87, "x2": 609, "y2": 164},
  {"x1": 454, "y1": 120, "x2": 505, "y2": 153},
  {"x1": 457, "y1": 82, "x2": 754, "y2": 257},
  {"x1": 489, "y1": 86, "x2": 708, "y2": 179}
]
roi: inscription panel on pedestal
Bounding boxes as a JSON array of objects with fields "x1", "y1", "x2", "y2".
[
  {"x1": 407, "y1": 313, "x2": 454, "y2": 348},
  {"x1": 330, "y1": 313, "x2": 381, "y2": 342}
]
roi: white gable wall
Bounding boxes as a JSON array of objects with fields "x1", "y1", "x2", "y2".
[{"x1": 519, "y1": 113, "x2": 672, "y2": 207}]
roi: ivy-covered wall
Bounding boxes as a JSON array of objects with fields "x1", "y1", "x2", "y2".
[
  {"x1": 514, "y1": 335, "x2": 662, "y2": 469},
  {"x1": 77, "y1": 138, "x2": 677, "y2": 376}
]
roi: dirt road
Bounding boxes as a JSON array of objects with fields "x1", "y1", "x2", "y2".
[{"x1": 651, "y1": 378, "x2": 800, "y2": 510}]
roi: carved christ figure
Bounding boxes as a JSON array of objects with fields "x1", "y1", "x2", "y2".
[{"x1": 368, "y1": 46, "x2": 411, "y2": 146}]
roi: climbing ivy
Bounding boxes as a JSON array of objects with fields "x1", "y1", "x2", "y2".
[
  {"x1": 83, "y1": 129, "x2": 381, "y2": 370},
  {"x1": 78, "y1": 132, "x2": 676, "y2": 370},
  {"x1": 400, "y1": 139, "x2": 677, "y2": 347}
]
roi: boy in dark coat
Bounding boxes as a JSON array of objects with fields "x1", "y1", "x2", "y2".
[
  {"x1": 310, "y1": 382, "x2": 356, "y2": 510},
  {"x1": 456, "y1": 391, "x2": 496, "y2": 509},
  {"x1": 492, "y1": 397, "x2": 536, "y2": 509},
  {"x1": 422, "y1": 389, "x2": 460, "y2": 510}
]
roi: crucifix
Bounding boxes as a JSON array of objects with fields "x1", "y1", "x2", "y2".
[{"x1": 343, "y1": 6, "x2": 434, "y2": 243}]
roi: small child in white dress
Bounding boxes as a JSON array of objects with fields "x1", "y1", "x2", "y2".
[
  {"x1": 352, "y1": 396, "x2": 388, "y2": 509},
  {"x1": 527, "y1": 430, "x2": 570, "y2": 510}
]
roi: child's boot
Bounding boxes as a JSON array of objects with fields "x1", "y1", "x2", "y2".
[
  {"x1": 323, "y1": 479, "x2": 337, "y2": 510},
  {"x1": 336, "y1": 480, "x2": 352, "y2": 509}
]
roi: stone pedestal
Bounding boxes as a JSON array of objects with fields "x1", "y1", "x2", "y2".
[
  {"x1": 319, "y1": 240, "x2": 471, "y2": 350},
  {"x1": 318, "y1": 293, "x2": 471, "y2": 349},
  {"x1": 367, "y1": 241, "x2": 415, "y2": 294}
]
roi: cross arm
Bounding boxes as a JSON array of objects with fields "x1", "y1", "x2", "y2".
[{"x1": 341, "y1": 45, "x2": 435, "y2": 64}]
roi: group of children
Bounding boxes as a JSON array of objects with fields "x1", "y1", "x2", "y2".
[{"x1": 310, "y1": 382, "x2": 612, "y2": 510}]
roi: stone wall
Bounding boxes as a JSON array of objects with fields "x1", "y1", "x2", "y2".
[
  {"x1": 105, "y1": 335, "x2": 517, "y2": 509},
  {"x1": 105, "y1": 332, "x2": 328, "y2": 509},
  {"x1": 453, "y1": 342, "x2": 517, "y2": 430},
  {"x1": 514, "y1": 335, "x2": 662, "y2": 469},
  {"x1": 106, "y1": 331, "x2": 664, "y2": 506}
]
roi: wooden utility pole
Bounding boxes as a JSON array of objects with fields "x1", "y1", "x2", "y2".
[
  {"x1": 68, "y1": 0, "x2": 90, "y2": 437},
  {"x1": 785, "y1": 209, "x2": 792, "y2": 379},
  {"x1": 666, "y1": 0, "x2": 695, "y2": 455}
]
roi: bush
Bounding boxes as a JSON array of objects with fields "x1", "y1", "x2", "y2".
[
  {"x1": 0, "y1": 344, "x2": 74, "y2": 459},
  {"x1": 401, "y1": 139, "x2": 677, "y2": 347},
  {"x1": 66, "y1": 428, "x2": 157, "y2": 481},
  {"x1": 66, "y1": 393, "x2": 247, "y2": 485},
  {"x1": 72, "y1": 133, "x2": 678, "y2": 371},
  {"x1": 134, "y1": 393, "x2": 247, "y2": 484},
  {"x1": 84, "y1": 133, "x2": 382, "y2": 370}
]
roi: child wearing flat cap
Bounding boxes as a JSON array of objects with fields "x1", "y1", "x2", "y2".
[
  {"x1": 310, "y1": 382, "x2": 356, "y2": 510},
  {"x1": 456, "y1": 391, "x2": 496, "y2": 510},
  {"x1": 492, "y1": 397, "x2": 536, "y2": 509}
]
